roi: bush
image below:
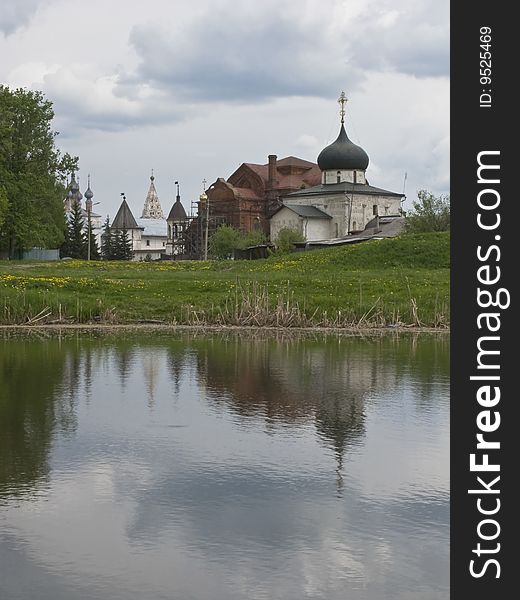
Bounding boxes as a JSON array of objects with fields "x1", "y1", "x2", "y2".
[
  {"x1": 274, "y1": 227, "x2": 305, "y2": 253},
  {"x1": 405, "y1": 190, "x2": 450, "y2": 233},
  {"x1": 209, "y1": 225, "x2": 242, "y2": 259},
  {"x1": 241, "y1": 229, "x2": 267, "y2": 248},
  {"x1": 209, "y1": 226, "x2": 267, "y2": 259}
]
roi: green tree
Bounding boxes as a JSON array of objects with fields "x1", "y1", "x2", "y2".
[
  {"x1": 405, "y1": 190, "x2": 450, "y2": 233},
  {"x1": 62, "y1": 201, "x2": 87, "y2": 259},
  {"x1": 209, "y1": 225, "x2": 242, "y2": 259},
  {"x1": 0, "y1": 187, "x2": 8, "y2": 231},
  {"x1": 101, "y1": 216, "x2": 114, "y2": 260},
  {"x1": 240, "y1": 228, "x2": 267, "y2": 248},
  {"x1": 112, "y1": 228, "x2": 133, "y2": 261},
  {"x1": 86, "y1": 214, "x2": 100, "y2": 260},
  {"x1": 274, "y1": 227, "x2": 305, "y2": 253},
  {"x1": 0, "y1": 86, "x2": 78, "y2": 257}
]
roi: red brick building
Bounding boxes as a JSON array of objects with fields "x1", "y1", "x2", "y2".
[{"x1": 204, "y1": 155, "x2": 321, "y2": 234}]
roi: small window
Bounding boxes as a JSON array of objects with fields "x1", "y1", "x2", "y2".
[
  {"x1": 146, "y1": 239, "x2": 150, "y2": 246},
  {"x1": 373, "y1": 205, "x2": 378, "y2": 216},
  {"x1": 336, "y1": 171, "x2": 341, "y2": 183}
]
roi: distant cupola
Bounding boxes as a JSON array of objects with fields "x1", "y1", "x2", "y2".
[
  {"x1": 69, "y1": 171, "x2": 83, "y2": 205},
  {"x1": 317, "y1": 92, "x2": 369, "y2": 185},
  {"x1": 84, "y1": 174, "x2": 94, "y2": 200},
  {"x1": 84, "y1": 174, "x2": 94, "y2": 213}
]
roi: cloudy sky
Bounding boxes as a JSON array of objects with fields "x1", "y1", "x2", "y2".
[{"x1": 1, "y1": 0, "x2": 449, "y2": 220}]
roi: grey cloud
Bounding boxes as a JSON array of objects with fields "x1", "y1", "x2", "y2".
[
  {"x1": 51, "y1": 99, "x2": 184, "y2": 136},
  {"x1": 0, "y1": 0, "x2": 47, "y2": 36},
  {"x1": 349, "y1": 1, "x2": 449, "y2": 77},
  {"x1": 124, "y1": 10, "x2": 355, "y2": 102},
  {"x1": 41, "y1": 72, "x2": 192, "y2": 135},
  {"x1": 122, "y1": 0, "x2": 448, "y2": 105}
]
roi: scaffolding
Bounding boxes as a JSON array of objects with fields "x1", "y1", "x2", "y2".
[{"x1": 169, "y1": 200, "x2": 226, "y2": 260}]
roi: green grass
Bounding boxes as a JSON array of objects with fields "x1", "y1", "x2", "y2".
[{"x1": 0, "y1": 232, "x2": 450, "y2": 327}]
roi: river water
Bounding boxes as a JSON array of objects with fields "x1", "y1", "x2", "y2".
[{"x1": 0, "y1": 330, "x2": 449, "y2": 600}]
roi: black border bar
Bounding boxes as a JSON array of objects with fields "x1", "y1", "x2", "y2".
[{"x1": 451, "y1": 4, "x2": 514, "y2": 596}]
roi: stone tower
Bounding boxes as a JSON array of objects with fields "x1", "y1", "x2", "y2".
[
  {"x1": 64, "y1": 171, "x2": 83, "y2": 212},
  {"x1": 166, "y1": 181, "x2": 188, "y2": 256},
  {"x1": 141, "y1": 171, "x2": 164, "y2": 219}
]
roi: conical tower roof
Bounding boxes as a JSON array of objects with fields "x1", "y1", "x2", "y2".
[
  {"x1": 112, "y1": 198, "x2": 139, "y2": 229},
  {"x1": 141, "y1": 173, "x2": 164, "y2": 219},
  {"x1": 167, "y1": 181, "x2": 187, "y2": 221},
  {"x1": 167, "y1": 198, "x2": 187, "y2": 221}
]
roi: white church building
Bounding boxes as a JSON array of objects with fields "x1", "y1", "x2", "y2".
[
  {"x1": 111, "y1": 174, "x2": 187, "y2": 261},
  {"x1": 269, "y1": 93, "x2": 404, "y2": 242}
]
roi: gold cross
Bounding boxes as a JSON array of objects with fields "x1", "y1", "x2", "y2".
[{"x1": 338, "y1": 91, "x2": 347, "y2": 124}]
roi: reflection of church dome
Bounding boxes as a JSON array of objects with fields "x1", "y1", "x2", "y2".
[{"x1": 317, "y1": 124, "x2": 369, "y2": 171}]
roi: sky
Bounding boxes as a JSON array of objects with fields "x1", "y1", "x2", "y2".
[{"x1": 1, "y1": 0, "x2": 449, "y2": 221}]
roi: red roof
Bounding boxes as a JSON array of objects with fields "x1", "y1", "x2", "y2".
[{"x1": 229, "y1": 156, "x2": 321, "y2": 193}]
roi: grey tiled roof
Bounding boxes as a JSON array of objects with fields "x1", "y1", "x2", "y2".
[
  {"x1": 112, "y1": 199, "x2": 140, "y2": 229},
  {"x1": 279, "y1": 204, "x2": 332, "y2": 219},
  {"x1": 286, "y1": 182, "x2": 404, "y2": 198}
]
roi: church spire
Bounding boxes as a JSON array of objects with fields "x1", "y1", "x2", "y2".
[
  {"x1": 84, "y1": 173, "x2": 94, "y2": 213},
  {"x1": 141, "y1": 170, "x2": 164, "y2": 219},
  {"x1": 338, "y1": 91, "x2": 347, "y2": 124}
]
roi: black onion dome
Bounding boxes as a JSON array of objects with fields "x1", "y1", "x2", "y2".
[{"x1": 317, "y1": 124, "x2": 369, "y2": 171}]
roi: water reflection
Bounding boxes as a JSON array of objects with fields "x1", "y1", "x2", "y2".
[
  {"x1": 0, "y1": 335, "x2": 75, "y2": 499},
  {"x1": 0, "y1": 330, "x2": 449, "y2": 600}
]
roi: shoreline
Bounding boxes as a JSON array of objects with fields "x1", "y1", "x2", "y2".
[{"x1": 0, "y1": 322, "x2": 450, "y2": 334}]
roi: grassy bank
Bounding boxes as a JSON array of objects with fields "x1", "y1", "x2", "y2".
[{"x1": 0, "y1": 232, "x2": 449, "y2": 327}]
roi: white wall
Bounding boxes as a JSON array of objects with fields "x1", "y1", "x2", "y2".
[
  {"x1": 284, "y1": 192, "x2": 401, "y2": 236},
  {"x1": 269, "y1": 207, "x2": 331, "y2": 242},
  {"x1": 302, "y1": 218, "x2": 330, "y2": 241},
  {"x1": 322, "y1": 170, "x2": 366, "y2": 185},
  {"x1": 132, "y1": 235, "x2": 166, "y2": 261},
  {"x1": 270, "y1": 208, "x2": 302, "y2": 241}
]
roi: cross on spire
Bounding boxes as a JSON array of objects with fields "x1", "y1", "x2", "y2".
[{"x1": 338, "y1": 91, "x2": 348, "y2": 124}]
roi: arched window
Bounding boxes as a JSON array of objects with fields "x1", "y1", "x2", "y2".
[
  {"x1": 373, "y1": 204, "x2": 378, "y2": 216},
  {"x1": 352, "y1": 221, "x2": 357, "y2": 231},
  {"x1": 336, "y1": 171, "x2": 341, "y2": 183}
]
